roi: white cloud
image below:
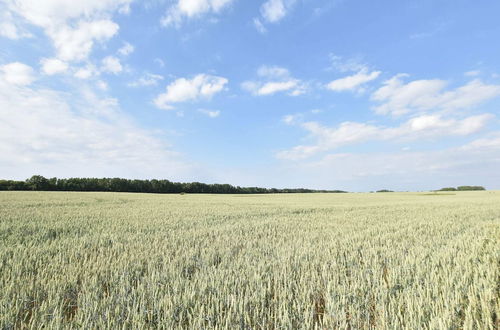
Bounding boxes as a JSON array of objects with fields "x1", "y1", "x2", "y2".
[
  {"x1": 0, "y1": 75, "x2": 192, "y2": 180},
  {"x1": 253, "y1": 18, "x2": 267, "y2": 34},
  {"x1": 261, "y1": 0, "x2": 286, "y2": 23},
  {"x1": 5, "y1": 0, "x2": 130, "y2": 62},
  {"x1": 161, "y1": 0, "x2": 234, "y2": 27},
  {"x1": 327, "y1": 69, "x2": 381, "y2": 92},
  {"x1": 259, "y1": 81, "x2": 300, "y2": 95},
  {"x1": 128, "y1": 73, "x2": 164, "y2": 87},
  {"x1": 277, "y1": 113, "x2": 493, "y2": 160},
  {"x1": 253, "y1": 0, "x2": 296, "y2": 33},
  {"x1": 154, "y1": 58, "x2": 166, "y2": 68},
  {"x1": 282, "y1": 113, "x2": 303, "y2": 125},
  {"x1": 5, "y1": 0, "x2": 132, "y2": 26},
  {"x1": 289, "y1": 137, "x2": 500, "y2": 191},
  {"x1": 154, "y1": 74, "x2": 228, "y2": 110},
  {"x1": 40, "y1": 58, "x2": 68, "y2": 75},
  {"x1": 460, "y1": 133, "x2": 500, "y2": 150},
  {"x1": 101, "y1": 56, "x2": 123, "y2": 74},
  {"x1": 372, "y1": 75, "x2": 500, "y2": 116},
  {"x1": 0, "y1": 62, "x2": 35, "y2": 85},
  {"x1": 406, "y1": 114, "x2": 492, "y2": 135},
  {"x1": 52, "y1": 20, "x2": 119, "y2": 62},
  {"x1": 198, "y1": 109, "x2": 220, "y2": 118},
  {"x1": 242, "y1": 65, "x2": 306, "y2": 96},
  {"x1": 328, "y1": 54, "x2": 367, "y2": 73},
  {"x1": 0, "y1": 10, "x2": 32, "y2": 39},
  {"x1": 211, "y1": 132, "x2": 500, "y2": 191},
  {"x1": 118, "y1": 3, "x2": 131, "y2": 15},
  {"x1": 0, "y1": 21, "x2": 19, "y2": 39},
  {"x1": 96, "y1": 80, "x2": 108, "y2": 91},
  {"x1": 118, "y1": 41, "x2": 134, "y2": 56},
  {"x1": 257, "y1": 65, "x2": 290, "y2": 78},
  {"x1": 465, "y1": 70, "x2": 480, "y2": 77},
  {"x1": 74, "y1": 64, "x2": 98, "y2": 79},
  {"x1": 325, "y1": 55, "x2": 381, "y2": 93}
]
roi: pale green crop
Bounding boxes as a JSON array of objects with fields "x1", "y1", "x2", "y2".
[{"x1": 0, "y1": 191, "x2": 498, "y2": 329}]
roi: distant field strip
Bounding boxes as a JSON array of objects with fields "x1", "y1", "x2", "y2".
[{"x1": 0, "y1": 191, "x2": 499, "y2": 329}]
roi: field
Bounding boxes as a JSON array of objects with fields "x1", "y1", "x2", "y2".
[{"x1": 0, "y1": 191, "x2": 498, "y2": 329}]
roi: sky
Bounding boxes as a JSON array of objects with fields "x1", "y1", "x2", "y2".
[{"x1": 1, "y1": 0, "x2": 500, "y2": 191}]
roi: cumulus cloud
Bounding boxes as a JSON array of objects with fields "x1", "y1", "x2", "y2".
[
  {"x1": 242, "y1": 65, "x2": 306, "y2": 96},
  {"x1": 101, "y1": 56, "x2": 123, "y2": 74},
  {"x1": 253, "y1": 0, "x2": 296, "y2": 33},
  {"x1": 372, "y1": 75, "x2": 500, "y2": 116},
  {"x1": 52, "y1": 20, "x2": 119, "y2": 62},
  {"x1": 161, "y1": 0, "x2": 234, "y2": 27},
  {"x1": 277, "y1": 114, "x2": 493, "y2": 160},
  {"x1": 0, "y1": 62, "x2": 35, "y2": 85},
  {"x1": 327, "y1": 69, "x2": 381, "y2": 92},
  {"x1": 4, "y1": 0, "x2": 130, "y2": 62},
  {"x1": 0, "y1": 74, "x2": 191, "y2": 180},
  {"x1": 154, "y1": 74, "x2": 228, "y2": 110},
  {"x1": 128, "y1": 73, "x2": 164, "y2": 87},
  {"x1": 4, "y1": 0, "x2": 131, "y2": 25},
  {"x1": 261, "y1": 0, "x2": 287, "y2": 23},
  {"x1": 40, "y1": 58, "x2": 68, "y2": 75}
]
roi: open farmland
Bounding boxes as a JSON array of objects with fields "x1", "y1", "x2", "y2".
[{"x1": 0, "y1": 191, "x2": 499, "y2": 329}]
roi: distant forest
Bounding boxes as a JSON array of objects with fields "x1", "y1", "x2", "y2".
[
  {"x1": 0, "y1": 175, "x2": 347, "y2": 194},
  {"x1": 437, "y1": 186, "x2": 486, "y2": 191}
]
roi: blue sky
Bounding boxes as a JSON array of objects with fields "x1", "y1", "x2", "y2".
[{"x1": 1, "y1": 0, "x2": 500, "y2": 191}]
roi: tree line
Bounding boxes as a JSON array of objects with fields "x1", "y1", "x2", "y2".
[
  {"x1": 438, "y1": 186, "x2": 486, "y2": 191},
  {"x1": 0, "y1": 175, "x2": 347, "y2": 194}
]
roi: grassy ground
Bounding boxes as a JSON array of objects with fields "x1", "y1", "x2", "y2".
[{"x1": 0, "y1": 191, "x2": 499, "y2": 329}]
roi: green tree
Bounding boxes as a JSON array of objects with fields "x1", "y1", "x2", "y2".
[
  {"x1": 457, "y1": 186, "x2": 485, "y2": 191},
  {"x1": 26, "y1": 175, "x2": 50, "y2": 190}
]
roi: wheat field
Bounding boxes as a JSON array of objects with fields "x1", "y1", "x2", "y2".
[{"x1": 0, "y1": 191, "x2": 498, "y2": 329}]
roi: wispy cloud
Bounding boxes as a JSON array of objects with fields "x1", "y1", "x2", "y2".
[
  {"x1": 328, "y1": 54, "x2": 368, "y2": 73},
  {"x1": 118, "y1": 42, "x2": 134, "y2": 56},
  {"x1": 277, "y1": 113, "x2": 493, "y2": 160},
  {"x1": 372, "y1": 75, "x2": 500, "y2": 116},
  {"x1": 198, "y1": 109, "x2": 221, "y2": 118},
  {"x1": 161, "y1": 0, "x2": 235, "y2": 27},
  {"x1": 128, "y1": 73, "x2": 164, "y2": 87},
  {"x1": 326, "y1": 69, "x2": 381, "y2": 93},
  {"x1": 293, "y1": 135, "x2": 500, "y2": 190},
  {"x1": 242, "y1": 65, "x2": 306, "y2": 96}
]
